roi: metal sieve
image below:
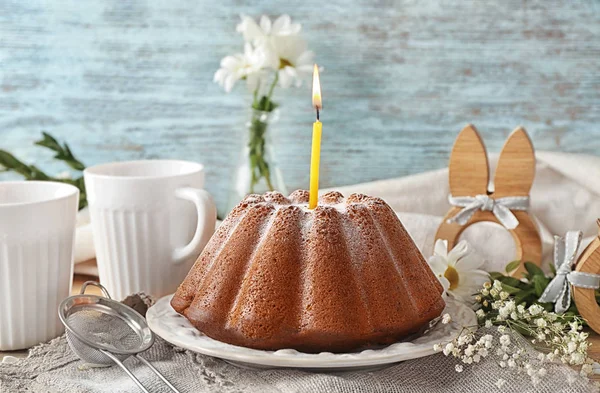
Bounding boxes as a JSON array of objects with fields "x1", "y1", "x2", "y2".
[{"x1": 58, "y1": 281, "x2": 180, "y2": 393}]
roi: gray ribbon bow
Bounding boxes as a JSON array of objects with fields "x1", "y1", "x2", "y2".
[
  {"x1": 539, "y1": 231, "x2": 600, "y2": 313},
  {"x1": 447, "y1": 195, "x2": 529, "y2": 230}
]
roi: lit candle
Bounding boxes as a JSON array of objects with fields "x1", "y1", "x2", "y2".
[{"x1": 309, "y1": 64, "x2": 322, "y2": 209}]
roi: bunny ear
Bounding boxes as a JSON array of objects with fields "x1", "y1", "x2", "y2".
[
  {"x1": 449, "y1": 124, "x2": 490, "y2": 196},
  {"x1": 494, "y1": 127, "x2": 535, "y2": 197}
]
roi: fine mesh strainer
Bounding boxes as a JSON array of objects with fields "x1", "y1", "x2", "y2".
[{"x1": 58, "y1": 281, "x2": 180, "y2": 393}]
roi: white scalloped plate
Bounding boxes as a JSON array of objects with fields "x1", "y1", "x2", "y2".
[{"x1": 147, "y1": 295, "x2": 475, "y2": 371}]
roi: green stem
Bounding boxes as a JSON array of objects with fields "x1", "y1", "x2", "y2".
[
  {"x1": 246, "y1": 73, "x2": 280, "y2": 194},
  {"x1": 252, "y1": 86, "x2": 259, "y2": 108},
  {"x1": 266, "y1": 73, "x2": 279, "y2": 101}
]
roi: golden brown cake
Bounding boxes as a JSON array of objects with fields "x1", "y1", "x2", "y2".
[{"x1": 171, "y1": 190, "x2": 445, "y2": 353}]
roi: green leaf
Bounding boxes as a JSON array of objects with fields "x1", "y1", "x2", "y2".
[
  {"x1": 2, "y1": 133, "x2": 87, "y2": 210},
  {"x1": 0, "y1": 150, "x2": 33, "y2": 177},
  {"x1": 524, "y1": 262, "x2": 545, "y2": 278},
  {"x1": 252, "y1": 96, "x2": 279, "y2": 112},
  {"x1": 514, "y1": 289, "x2": 535, "y2": 305},
  {"x1": 505, "y1": 260, "x2": 522, "y2": 274},
  {"x1": 498, "y1": 276, "x2": 523, "y2": 288},
  {"x1": 500, "y1": 283, "x2": 521, "y2": 295},
  {"x1": 35, "y1": 132, "x2": 86, "y2": 171},
  {"x1": 35, "y1": 132, "x2": 62, "y2": 152},
  {"x1": 489, "y1": 272, "x2": 504, "y2": 281},
  {"x1": 532, "y1": 275, "x2": 549, "y2": 297}
]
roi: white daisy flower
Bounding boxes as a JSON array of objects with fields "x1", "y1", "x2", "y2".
[
  {"x1": 236, "y1": 14, "x2": 315, "y2": 89},
  {"x1": 237, "y1": 14, "x2": 302, "y2": 43},
  {"x1": 427, "y1": 239, "x2": 490, "y2": 303},
  {"x1": 214, "y1": 43, "x2": 267, "y2": 92}
]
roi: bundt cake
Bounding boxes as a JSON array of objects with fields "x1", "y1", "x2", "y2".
[{"x1": 171, "y1": 190, "x2": 445, "y2": 353}]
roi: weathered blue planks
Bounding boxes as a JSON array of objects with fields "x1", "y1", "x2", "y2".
[{"x1": 1, "y1": 0, "x2": 599, "y2": 215}]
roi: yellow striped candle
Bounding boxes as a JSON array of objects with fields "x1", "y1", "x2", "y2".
[{"x1": 309, "y1": 64, "x2": 322, "y2": 209}]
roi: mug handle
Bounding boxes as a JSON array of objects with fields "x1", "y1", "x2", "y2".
[{"x1": 172, "y1": 187, "x2": 217, "y2": 264}]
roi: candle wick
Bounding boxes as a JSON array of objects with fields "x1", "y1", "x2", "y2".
[{"x1": 316, "y1": 108, "x2": 320, "y2": 121}]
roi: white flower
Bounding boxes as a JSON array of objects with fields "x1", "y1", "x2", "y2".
[
  {"x1": 495, "y1": 378, "x2": 506, "y2": 388},
  {"x1": 427, "y1": 239, "x2": 489, "y2": 303},
  {"x1": 214, "y1": 43, "x2": 266, "y2": 92},
  {"x1": 443, "y1": 343, "x2": 455, "y2": 356},
  {"x1": 455, "y1": 364, "x2": 463, "y2": 373},
  {"x1": 485, "y1": 320, "x2": 493, "y2": 328},
  {"x1": 535, "y1": 318, "x2": 547, "y2": 328},
  {"x1": 500, "y1": 334, "x2": 511, "y2": 346},
  {"x1": 236, "y1": 15, "x2": 314, "y2": 89},
  {"x1": 581, "y1": 363, "x2": 593, "y2": 375},
  {"x1": 528, "y1": 304, "x2": 544, "y2": 316},
  {"x1": 442, "y1": 313, "x2": 452, "y2": 324},
  {"x1": 237, "y1": 14, "x2": 301, "y2": 44},
  {"x1": 269, "y1": 36, "x2": 314, "y2": 88}
]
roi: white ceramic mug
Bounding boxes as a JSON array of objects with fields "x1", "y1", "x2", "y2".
[
  {"x1": 84, "y1": 160, "x2": 216, "y2": 300},
  {"x1": 0, "y1": 181, "x2": 79, "y2": 350}
]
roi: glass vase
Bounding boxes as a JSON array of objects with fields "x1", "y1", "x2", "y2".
[{"x1": 228, "y1": 108, "x2": 287, "y2": 211}]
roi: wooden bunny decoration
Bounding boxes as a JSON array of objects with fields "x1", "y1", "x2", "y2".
[
  {"x1": 538, "y1": 225, "x2": 600, "y2": 334},
  {"x1": 572, "y1": 222, "x2": 600, "y2": 333},
  {"x1": 435, "y1": 124, "x2": 542, "y2": 276}
]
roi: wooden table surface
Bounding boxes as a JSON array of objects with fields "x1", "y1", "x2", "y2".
[{"x1": 2, "y1": 274, "x2": 600, "y2": 380}]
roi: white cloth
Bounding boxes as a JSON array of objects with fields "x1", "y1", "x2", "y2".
[
  {"x1": 75, "y1": 151, "x2": 600, "y2": 275},
  {"x1": 332, "y1": 151, "x2": 600, "y2": 273}
]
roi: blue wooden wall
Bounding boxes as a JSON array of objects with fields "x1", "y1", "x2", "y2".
[{"x1": 1, "y1": 0, "x2": 599, "y2": 215}]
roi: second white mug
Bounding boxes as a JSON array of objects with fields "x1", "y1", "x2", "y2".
[{"x1": 84, "y1": 160, "x2": 216, "y2": 299}]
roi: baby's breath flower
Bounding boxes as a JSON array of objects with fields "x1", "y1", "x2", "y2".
[
  {"x1": 495, "y1": 378, "x2": 506, "y2": 388},
  {"x1": 528, "y1": 304, "x2": 544, "y2": 316},
  {"x1": 442, "y1": 313, "x2": 452, "y2": 324},
  {"x1": 443, "y1": 343, "x2": 454, "y2": 356},
  {"x1": 535, "y1": 318, "x2": 547, "y2": 328},
  {"x1": 436, "y1": 280, "x2": 594, "y2": 387},
  {"x1": 455, "y1": 364, "x2": 463, "y2": 373},
  {"x1": 581, "y1": 363, "x2": 593, "y2": 375}
]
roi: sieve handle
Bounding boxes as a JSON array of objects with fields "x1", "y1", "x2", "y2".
[
  {"x1": 100, "y1": 350, "x2": 149, "y2": 393},
  {"x1": 80, "y1": 281, "x2": 112, "y2": 299},
  {"x1": 135, "y1": 355, "x2": 182, "y2": 393}
]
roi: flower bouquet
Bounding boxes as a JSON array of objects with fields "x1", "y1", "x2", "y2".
[
  {"x1": 429, "y1": 239, "x2": 598, "y2": 387},
  {"x1": 215, "y1": 15, "x2": 316, "y2": 205}
]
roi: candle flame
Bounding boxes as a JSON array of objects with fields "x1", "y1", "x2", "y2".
[{"x1": 312, "y1": 64, "x2": 322, "y2": 111}]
